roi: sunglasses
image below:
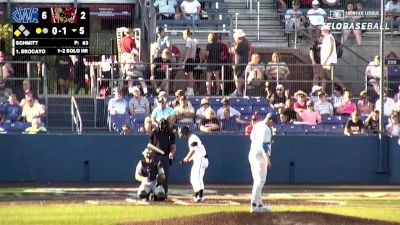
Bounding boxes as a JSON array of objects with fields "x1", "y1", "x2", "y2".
[{"x1": 276, "y1": 88, "x2": 283, "y2": 91}]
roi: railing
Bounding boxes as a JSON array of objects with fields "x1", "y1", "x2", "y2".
[{"x1": 71, "y1": 96, "x2": 82, "y2": 134}]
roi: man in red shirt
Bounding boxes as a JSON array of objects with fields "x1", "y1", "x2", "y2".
[
  {"x1": 245, "y1": 114, "x2": 259, "y2": 135},
  {"x1": 120, "y1": 29, "x2": 138, "y2": 76}
]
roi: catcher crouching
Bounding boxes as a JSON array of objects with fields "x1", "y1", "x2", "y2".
[{"x1": 135, "y1": 148, "x2": 166, "y2": 201}]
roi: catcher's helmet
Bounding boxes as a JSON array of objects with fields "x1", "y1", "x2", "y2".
[{"x1": 178, "y1": 126, "x2": 190, "y2": 138}]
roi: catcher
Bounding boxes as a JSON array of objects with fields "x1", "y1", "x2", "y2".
[
  {"x1": 135, "y1": 148, "x2": 166, "y2": 201},
  {"x1": 178, "y1": 126, "x2": 209, "y2": 203}
]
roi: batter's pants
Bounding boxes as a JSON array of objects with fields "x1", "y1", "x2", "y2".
[
  {"x1": 191, "y1": 157, "x2": 209, "y2": 193},
  {"x1": 249, "y1": 153, "x2": 268, "y2": 206}
]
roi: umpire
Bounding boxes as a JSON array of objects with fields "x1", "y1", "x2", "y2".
[{"x1": 149, "y1": 118, "x2": 176, "y2": 196}]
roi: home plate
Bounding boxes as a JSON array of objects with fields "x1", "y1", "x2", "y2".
[
  {"x1": 125, "y1": 198, "x2": 150, "y2": 205},
  {"x1": 171, "y1": 198, "x2": 190, "y2": 205}
]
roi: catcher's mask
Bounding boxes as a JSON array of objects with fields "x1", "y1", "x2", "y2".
[
  {"x1": 142, "y1": 148, "x2": 154, "y2": 158},
  {"x1": 178, "y1": 126, "x2": 190, "y2": 138}
]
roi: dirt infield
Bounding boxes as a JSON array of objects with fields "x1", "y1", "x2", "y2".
[{"x1": 123, "y1": 212, "x2": 400, "y2": 225}]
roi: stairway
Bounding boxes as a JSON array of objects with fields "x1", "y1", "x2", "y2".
[{"x1": 220, "y1": 0, "x2": 288, "y2": 48}]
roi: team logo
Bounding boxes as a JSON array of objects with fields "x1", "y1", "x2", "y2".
[
  {"x1": 12, "y1": 8, "x2": 39, "y2": 23},
  {"x1": 330, "y1": 10, "x2": 344, "y2": 20},
  {"x1": 50, "y1": 7, "x2": 78, "y2": 23}
]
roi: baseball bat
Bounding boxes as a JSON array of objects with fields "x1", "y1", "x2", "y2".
[{"x1": 147, "y1": 143, "x2": 165, "y2": 155}]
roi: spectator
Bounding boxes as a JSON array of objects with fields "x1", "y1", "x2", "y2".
[
  {"x1": 120, "y1": 28, "x2": 138, "y2": 76},
  {"x1": 285, "y1": 0, "x2": 305, "y2": 32},
  {"x1": 154, "y1": 0, "x2": 180, "y2": 20},
  {"x1": 375, "y1": 91, "x2": 396, "y2": 117},
  {"x1": 0, "y1": 79, "x2": 12, "y2": 104},
  {"x1": 314, "y1": 91, "x2": 333, "y2": 116},
  {"x1": 310, "y1": 35, "x2": 323, "y2": 87},
  {"x1": 331, "y1": 86, "x2": 344, "y2": 111},
  {"x1": 21, "y1": 94, "x2": 45, "y2": 123},
  {"x1": 23, "y1": 117, "x2": 47, "y2": 134},
  {"x1": 216, "y1": 97, "x2": 241, "y2": 120},
  {"x1": 269, "y1": 84, "x2": 287, "y2": 109},
  {"x1": 364, "y1": 110, "x2": 380, "y2": 134},
  {"x1": 182, "y1": 29, "x2": 196, "y2": 96},
  {"x1": 73, "y1": 55, "x2": 89, "y2": 95},
  {"x1": 174, "y1": 96, "x2": 195, "y2": 123},
  {"x1": 108, "y1": 88, "x2": 129, "y2": 115},
  {"x1": 357, "y1": 90, "x2": 373, "y2": 116},
  {"x1": 19, "y1": 90, "x2": 39, "y2": 108},
  {"x1": 151, "y1": 49, "x2": 171, "y2": 95},
  {"x1": 151, "y1": 96, "x2": 176, "y2": 124},
  {"x1": 344, "y1": 111, "x2": 365, "y2": 136},
  {"x1": 0, "y1": 51, "x2": 14, "y2": 86},
  {"x1": 120, "y1": 124, "x2": 131, "y2": 135},
  {"x1": 129, "y1": 86, "x2": 150, "y2": 116},
  {"x1": 21, "y1": 79, "x2": 33, "y2": 97},
  {"x1": 154, "y1": 27, "x2": 171, "y2": 59},
  {"x1": 307, "y1": 0, "x2": 327, "y2": 40},
  {"x1": 394, "y1": 84, "x2": 400, "y2": 102},
  {"x1": 293, "y1": 90, "x2": 308, "y2": 113},
  {"x1": 196, "y1": 98, "x2": 211, "y2": 123},
  {"x1": 265, "y1": 52, "x2": 290, "y2": 88},
  {"x1": 171, "y1": 45, "x2": 181, "y2": 63},
  {"x1": 153, "y1": 91, "x2": 168, "y2": 109},
  {"x1": 321, "y1": 0, "x2": 341, "y2": 9},
  {"x1": 299, "y1": 100, "x2": 321, "y2": 125},
  {"x1": 245, "y1": 53, "x2": 266, "y2": 96},
  {"x1": 199, "y1": 108, "x2": 220, "y2": 133},
  {"x1": 365, "y1": 55, "x2": 382, "y2": 96},
  {"x1": 1, "y1": 94, "x2": 22, "y2": 123},
  {"x1": 99, "y1": 54, "x2": 116, "y2": 94},
  {"x1": 180, "y1": 0, "x2": 201, "y2": 22},
  {"x1": 341, "y1": 3, "x2": 362, "y2": 45},
  {"x1": 55, "y1": 55, "x2": 73, "y2": 94},
  {"x1": 125, "y1": 52, "x2": 149, "y2": 96},
  {"x1": 282, "y1": 99, "x2": 298, "y2": 123},
  {"x1": 230, "y1": 29, "x2": 251, "y2": 97},
  {"x1": 385, "y1": 0, "x2": 400, "y2": 35},
  {"x1": 139, "y1": 116, "x2": 157, "y2": 134},
  {"x1": 205, "y1": 33, "x2": 224, "y2": 96},
  {"x1": 309, "y1": 85, "x2": 322, "y2": 103},
  {"x1": 244, "y1": 114, "x2": 259, "y2": 135},
  {"x1": 337, "y1": 91, "x2": 356, "y2": 116},
  {"x1": 387, "y1": 115, "x2": 400, "y2": 136},
  {"x1": 277, "y1": 0, "x2": 290, "y2": 12}
]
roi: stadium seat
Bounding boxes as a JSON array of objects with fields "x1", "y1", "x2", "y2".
[
  {"x1": 303, "y1": 124, "x2": 326, "y2": 135},
  {"x1": 321, "y1": 115, "x2": 339, "y2": 124},
  {"x1": 253, "y1": 106, "x2": 272, "y2": 115},
  {"x1": 323, "y1": 124, "x2": 344, "y2": 134},
  {"x1": 190, "y1": 97, "x2": 202, "y2": 108},
  {"x1": 221, "y1": 118, "x2": 242, "y2": 132},
  {"x1": 129, "y1": 122, "x2": 142, "y2": 133},
  {"x1": 132, "y1": 114, "x2": 147, "y2": 123},
  {"x1": 281, "y1": 124, "x2": 303, "y2": 135},
  {"x1": 229, "y1": 97, "x2": 249, "y2": 106},
  {"x1": 110, "y1": 114, "x2": 131, "y2": 132},
  {"x1": 237, "y1": 106, "x2": 253, "y2": 114},
  {"x1": 2, "y1": 122, "x2": 31, "y2": 133},
  {"x1": 208, "y1": 97, "x2": 222, "y2": 106},
  {"x1": 249, "y1": 97, "x2": 268, "y2": 106}
]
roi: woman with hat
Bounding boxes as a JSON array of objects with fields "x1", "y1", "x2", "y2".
[
  {"x1": 196, "y1": 98, "x2": 211, "y2": 123},
  {"x1": 293, "y1": 90, "x2": 308, "y2": 113},
  {"x1": 357, "y1": 90, "x2": 373, "y2": 116}
]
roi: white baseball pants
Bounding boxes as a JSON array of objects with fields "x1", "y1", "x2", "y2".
[
  {"x1": 190, "y1": 157, "x2": 209, "y2": 192},
  {"x1": 249, "y1": 153, "x2": 268, "y2": 206}
]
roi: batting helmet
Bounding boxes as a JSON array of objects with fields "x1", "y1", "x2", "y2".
[{"x1": 178, "y1": 126, "x2": 190, "y2": 138}]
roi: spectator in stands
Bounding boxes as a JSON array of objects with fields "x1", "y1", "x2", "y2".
[
  {"x1": 120, "y1": 28, "x2": 138, "y2": 75},
  {"x1": 357, "y1": 90, "x2": 373, "y2": 116},
  {"x1": 321, "y1": 0, "x2": 341, "y2": 8},
  {"x1": 310, "y1": 35, "x2": 323, "y2": 87},
  {"x1": 55, "y1": 55, "x2": 73, "y2": 94},
  {"x1": 129, "y1": 86, "x2": 150, "y2": 116},
  {"x1": 331, "y1": 85, "x2": 344, "y2": 111},
  {"x1": 174, "y1": 95, "x2": 195, "y2": 123},
  {"x1": 277, "y1": 0, "x2": 290, "y2": 12},
  {"x1": 364, "y1": 110, "x2": 380, "y2": 134},
  {"x1": 23, "y1": 117, "x2": 47, "y2": 134},
  {"x1": 245, "y1": 114, "x2": 259, "y2": 135},
  {"x1": 269, "y1": 84, "x2": 287, "y2": 109},
  {"x1": 1, "y1": 94, "x2": 22, "y2": 123},
  {"x1": 375, "y1": 91, "x2": 396, "y2": 117},
  {"x1": 0, "y1": 51, "x2": 14, "y2": 86},
  {"x1": 299, "y1": 100, "x2": 321, "y2": 125},
  {"x1": 337, "y1": 91, "x2": 356, "y2": 116},
  {"x1": 182, "y1": 29, "x2": 196, "y2": 96},
  {"x1": 285, "y1": 0, "x2": 305, "y2": 33},
  {"x1": 195, "y1": 98, "x2": 211, "y2": 123},
  {"x1": 309, "y1": 85, "x2": 322, "y2": 103},
  {"x1": 0, "y1": 79, "x2": 12, "y2": 104},
  {"x1": 245, "y1": 53, "x2": 266, "y2": 96},
  {"x1": 154, "y1": 0, "x2": 180, "y2": 20},
  {"x1": 314, "y1": 91, "x2": 333, "y2": 116},
  {"x1": 205, "y1": 33, "x2": 224, "y2": 96},
  {"x1": 151, "y1": 96, "x2": 176, "y2": 124},
  {"x1": 180, "y1": 0, "x2": 201, "y2": 22},
  {"x1": 386, "y1": 115, "x2": 400, "y2": 136},
  {"x1": 341, "y1": 3, "x2": 362, "y2": 46},
  {"x1": 199, "y1": 108, "x2": 220, "y2": 133},
  {"x1": 151, "y1": 49, "x2": 171, "y2": 95},
  {"x1": 230, "y1": 29, "x2": 251, "y2": 97},
  {"x1": 154, "y1": 27, "x2": 171, "y2": 59},
  {"x1": 22, "y1": 79, "x2": 32, "y2": 95},
  {"x1": 139, "y1": 116, "x2": 157, "y2": 134},
  {"x1": 293, "y1": 90, "x2": 308, "y2": 113},
  {"x1": 281, "y1": 100, "x2": 298, "y2": 124},
  {"x1": 216, "y1": 97, "x2": 241, "y2": 120},
  {"x1": 344, "y1": 111, "x2": 365, "y2": 136},
  {"x1": 21, "y1": 94, "x2": 45, "y2": 123},
  {"x1": 365, "y1": 55, "x2": 382, "y2": 96},
  {"x1": 125, "y1": 52, "x2": 149, "y2": 96},
  {"x1": 394, "y1": 85, "x2": 400, "y2": 102},
  {"x1": 307, "y1": 0, "x2": 327, "y2": 40},
  {"x1": 385, "y1": 0, "x2": 400, "y2": 35},
  {"x1": 73, "y1": 55, "x2": 89, "y2": 95},
  {"x1": 120, "y1": 124, "x2": 131, "y2": 135},
  {"x1": 99, "y1": 54, "x2": 115, "y2": 95},
  {"x1": 108, "y1": 88, "x2": 129, "y2": 115},
  {"x1": 265, "y1": 52, "x2": 290, "y2": 88}
]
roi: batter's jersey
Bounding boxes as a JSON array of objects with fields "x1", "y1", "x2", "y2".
[
  {"x1": 249, "y1": 121, "x2": 272, "y2": 156},
  {"x1": 188, "y1": 134, "x2": 207, "y2": 161}
]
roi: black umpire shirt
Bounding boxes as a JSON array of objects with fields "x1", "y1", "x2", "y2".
[{"x1": 149, "y1": 128, "x2": 175, "y2": 156}]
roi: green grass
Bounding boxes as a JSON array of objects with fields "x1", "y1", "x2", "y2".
[{"x1": 0, "y1": 203, "x2": 399, "y2": 225}]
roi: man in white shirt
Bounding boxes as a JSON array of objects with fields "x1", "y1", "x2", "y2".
[
  {"x1": 285, "y1": 0, "x2": 305, "y2": 32},
  {"x1": 375, "y1": 92, "x2": 397, "y2": 117},
  {"x1": 385, "y1": 0, "x2": 400, "y2": 34},
  {"x1": 216, "y1": 97, "x2": 241, "y2": 120},
  {"x1": 108, "y1": 88, "x2": 128, "y2": 115},
  {"x1": 129, "y1": 86, "x2": 150, "y2": 115},
  {"x1": 307, "y1": 0, "x2": 327, "y2": 40},
  {"x1": 154, "y1": 0, "x2": 179, "y2": 20},
  {"x1": 180, "y1": 0, "x2": 201, "y2": 21}
]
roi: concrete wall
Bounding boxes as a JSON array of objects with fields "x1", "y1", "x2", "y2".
[{"x1": 0, "y1": 134, "x2": 399, "y2": 184}]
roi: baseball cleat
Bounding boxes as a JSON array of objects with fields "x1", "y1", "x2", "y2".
[
  {"x1": 258, "y1": 204, "x2": 272, "y2": 212},
  {"x1": 250, "y1": 205, "x2": 262, "y2": 213}
]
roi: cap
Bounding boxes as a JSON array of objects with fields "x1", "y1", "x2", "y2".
[
  {"x1": 251, "y1": 114, "x2": 259, "y2": 121},
  {"x1": 292, "y1": 0, "x2": 300, "y2": 4},
  {"x1": 321, "y1": 25, "x2": 330, "y2": 31},
  {"x1": 158, "y1": 96, "x2": 166, "y2": 102},
  {"x1": 201, "y1": 98, "x2": 209, "y2": 105},
  {"x1": 158, "y1": 91, "x2": 167, "y2": 97},
  {"x1": 142, "y1": 148, "x2": 153, "y2": 156},
  {"x1": 175, "y1": 89, "x2": 184, "y2": 97},
  {"x1": 221, "y1": 97, "x2": 230, "y2": 104},
  {"x1": 294, "y1": 90, "x2": 307, "y2": 98},
  {"x1": 265, "y1": 113, "x2": 273, "y2": 120},
  {"x1": 311, "y1": 85, "x2": 322, "y2": 94},
  {"x1": 312, "y1": 0, "x2": 320, "y2": 5},
  {"x1": 156, "y1": 26, "x2": 164, "y2": 33},
  {"x1": 233, "y1": 29, "x2": 246, "y2": 38},
  {"x1": 178, "y1": 126, "x2": 190, "y2": 138},
  {"x1": 360, "y1": 90, "x2": 367, "y2": 97}
]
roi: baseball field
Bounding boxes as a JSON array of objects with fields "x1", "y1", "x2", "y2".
[{"x1": 0, "y1": 184, "x2": 400, "y2": 225}]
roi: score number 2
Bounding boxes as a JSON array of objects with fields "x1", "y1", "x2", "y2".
[{"x1": 41, "y1": 9, "x2": 87, "y2": 20}]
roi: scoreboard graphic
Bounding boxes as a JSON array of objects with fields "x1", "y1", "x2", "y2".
[{"x1": 12, "y1": 7, "x2": 90, "y2": 55}]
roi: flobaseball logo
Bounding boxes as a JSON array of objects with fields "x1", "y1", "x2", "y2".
[
  {"x1": 330, "y1": 10, "x2": 344, "y2": 20},
  {"x1": 12, "y1": 8, "x2": 39, "y2": 23}
]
